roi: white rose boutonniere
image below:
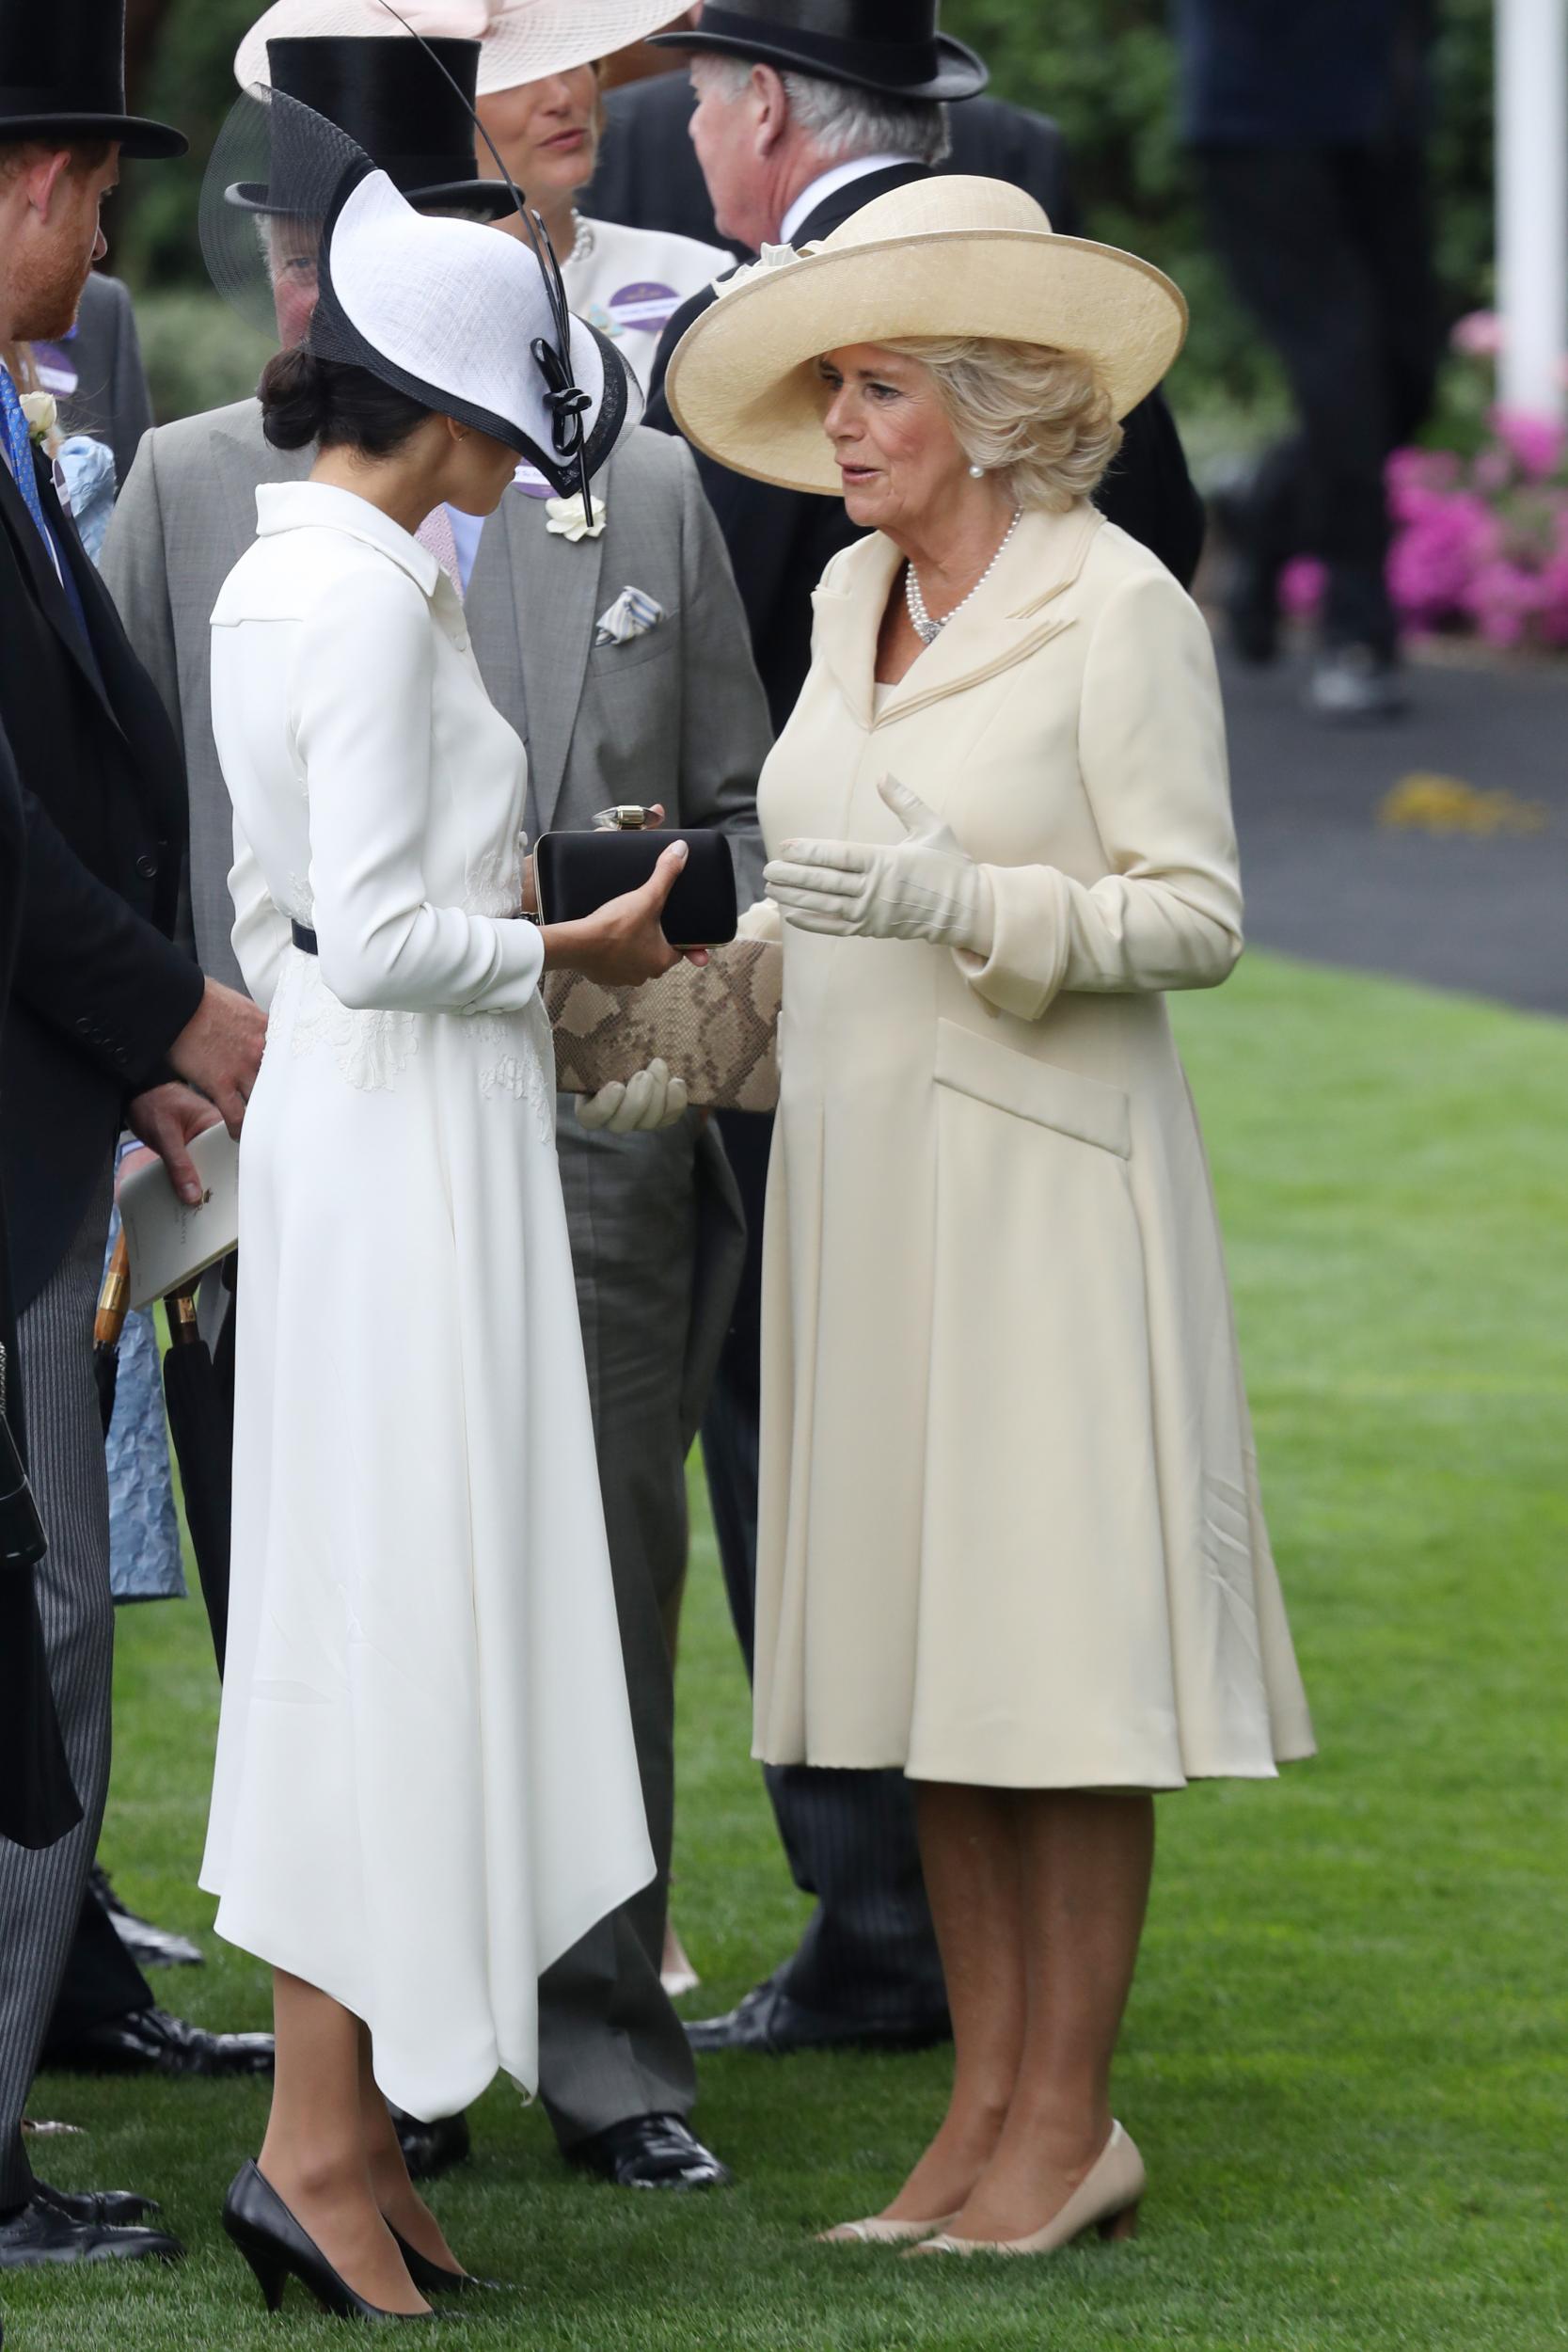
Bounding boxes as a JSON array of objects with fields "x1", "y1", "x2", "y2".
[
  {"x1": 713, "y1": 242, "x2": 821, "y2": 300},
  {"x1": 20, "y1": 390, "x2": 57, "y2": 444},
  {"x1": 545, "y1": 491, "x2": 607, "y2": 544}
]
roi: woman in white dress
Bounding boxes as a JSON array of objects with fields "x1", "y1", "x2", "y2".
[
  {"x1": 468, "y1": 10, "x2": 730, "y2": 359},
  {"x1": 201, "y1": 96, "x2": 690, "y2": 2322}
]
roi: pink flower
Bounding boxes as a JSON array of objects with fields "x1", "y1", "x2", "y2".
[
  {"x1": 1386, "y1": 491, "x2": 1500, "y2": 628},
  {"x1": 1277, "y1": 555, "x2": 1326, "y2": 620},
  {"x1": 1491, "y1": 406, "x2": 1565, "y2": 483},
  {"x1": 1451, "y1": 310, "x2": 1504, "y2": 358},
  {"x1": 1534, "y1": 556, "x2": 1568, "y2": 645},
  {"x1": 1460, "y1": 557, "x2": 1544, "y2": 647},
  {"x1": 1386, "y1": 445, "x2": 1460, "y2": 522}
]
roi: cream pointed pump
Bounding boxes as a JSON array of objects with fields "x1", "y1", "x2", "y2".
[
  {"x1": 818, "y1": 2211, "x2": 960, "y2": 2246},
  {"x1": 909, "y1": 2122, "x2": 1145, "y2": 2259}
]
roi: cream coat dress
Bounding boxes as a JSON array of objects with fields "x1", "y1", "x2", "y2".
[
  {"x1": 752, "y1": 501, "x2": 1314, "y2": 1791},
  {"x1": 200, "y1": 483, "x2": 654, "y2": 2121}
]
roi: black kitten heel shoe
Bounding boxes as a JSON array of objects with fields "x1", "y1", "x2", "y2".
[
  {"x1": 223, "y1": 2160, "x2": 440, "y2": 2321},
  {"x1": 389, "y1": 2226, "x2": 509, "y2": 2296}
]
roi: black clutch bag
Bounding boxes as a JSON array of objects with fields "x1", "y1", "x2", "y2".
[{"x1": 534, "y1": 810, "x2": 737, "y2": 950}]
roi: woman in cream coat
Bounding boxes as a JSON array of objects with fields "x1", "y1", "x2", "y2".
[{"x1": 666, "y1": 179, "x2": 1314, "y2": 2259}]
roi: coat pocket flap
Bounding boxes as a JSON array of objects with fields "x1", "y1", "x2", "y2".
[{"x1": 934, "y1": 1019, "x2": 1131, "y2": 1159}]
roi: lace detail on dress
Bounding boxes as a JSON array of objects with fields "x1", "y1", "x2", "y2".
[
  {"x1": 288, "y1": 955, "x2": 420, "y2": 1094},
  {"x1": 466, "y1": 833, "x2": 526, "y2": 919},
  {"x1": 471, "y1": 996, "x2": 556, "y2": 1141}
]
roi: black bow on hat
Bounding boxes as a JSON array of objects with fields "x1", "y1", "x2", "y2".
[
  {"x1": 649, "y1": 0, "x2": 987, "y2": 103},
  {"x1": 0, "y1": 0, "x2": 185, "y2": 159}
]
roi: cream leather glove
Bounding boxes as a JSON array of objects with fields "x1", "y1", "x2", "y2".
[
  {"x1": 576, "y1": 1058, "x2": 689, "y2": 1134},
  {"x1": 764, "y1": 773, "x2": 995, "y2": 956}
]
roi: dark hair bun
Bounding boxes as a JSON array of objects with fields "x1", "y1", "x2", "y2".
[
  {"x1": 259, "y1": 345, "x2": 327, "y2": 452},
  {"x1": 259, "y1": 348, "x2": 436, "y2": 460}
]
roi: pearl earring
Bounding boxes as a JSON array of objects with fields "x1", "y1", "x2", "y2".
[{"x1": 968, "y1": 463, "x2": 985, "y2": 479}]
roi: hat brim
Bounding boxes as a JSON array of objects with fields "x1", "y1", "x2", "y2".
[
  {"x1": 235, "y1": 3, "x2": 702, "y2": 100},
  {"x1": 225, "y1": 173, "x2": 518, "y2": 219},
  {"x1": 645, "y1": 24, "x2": 987, "y2": 101},
  {"x1": 0, "y1": 110, "x2": 186, "y2": 160},
  {"x1": 665, "y1": 229, "x2": 1188, "y2": 497}
]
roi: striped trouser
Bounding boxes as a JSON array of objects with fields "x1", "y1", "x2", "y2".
[{"x1": 0, "y1": 1173, "x2": 114, "y2": 2208}]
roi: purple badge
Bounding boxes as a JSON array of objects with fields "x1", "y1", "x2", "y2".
[
  {"x1": 512, "y1": 461, "x2": 554, "y2": 498},
  {"x1": 31, "y1": 341, "x2": 78, "y2": 397},
  {"x1": 608, "y1": 280, "x2": 681, "y2": 335}
]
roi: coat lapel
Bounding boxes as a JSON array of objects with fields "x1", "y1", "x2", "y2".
[
  {"x1": 0, "y1": 456, "x2": 122, "y2": 735},
  {"x1": 500, "y1": 485, "x2": 607, "y2": 840},
  {"x1": 817, "y1": 504, "x2": 1101, "y2": 732}
]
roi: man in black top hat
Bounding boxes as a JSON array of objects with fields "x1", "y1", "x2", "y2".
[
  {"x1": 0, "y1": 0, "x2": 270, "y2": 2275},
  {"x1": 626, "y1": 0, "x2": 1205, "y2": 2066}
]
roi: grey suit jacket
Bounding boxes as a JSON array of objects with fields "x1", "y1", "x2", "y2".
[
  {"x1": 102, "y1": 401, "x2": 768, "y2": 986},
  {"x1": 59, "y1": 274, "x2": 153, "y2": 490}
]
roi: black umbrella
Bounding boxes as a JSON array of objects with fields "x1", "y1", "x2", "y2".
[
  {"x1": 92, "y1": 1230, "x2": 130, "y2": 1437},
  {"x1": 163, "y1": 1281, "x2": 232, "y2": 1676}
]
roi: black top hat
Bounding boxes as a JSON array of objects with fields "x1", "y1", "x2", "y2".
[
  {"x1": 649, "y1": 0, "x2": 986, "y2": 103},
  {"x1": 0, "y1": 0, "x2": 185, "y2": 159},
  {"x1": 228, "y1": 37, "x2": 515, "y2": 219}
]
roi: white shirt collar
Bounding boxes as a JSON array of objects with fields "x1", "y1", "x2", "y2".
[
  {"x1": 779, "y1": 155, "x2": 912, "y2": 247},
  {"x1": 253, "y1": 480, "x2": 442, "y2": 598}
]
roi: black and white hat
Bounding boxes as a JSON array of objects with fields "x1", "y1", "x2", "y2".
[{"x1": 203, "y1": 86, "x2": 640, "y2": 498}]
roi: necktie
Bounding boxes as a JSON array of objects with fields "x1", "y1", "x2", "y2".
[
  {"x1": 0, "y1": 361, "x2": 91, "y2": 641},
  {"x1": 416, "y1": 502, "x2": 464, "y2": 597}
]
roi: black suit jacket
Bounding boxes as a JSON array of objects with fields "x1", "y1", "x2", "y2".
[
  {"x1": 0, "y1": 447, "x2": 203, "y2": 1313},
  {"x1": 642, "y1": 166, "x2": 1207, "y2": 732},
  {"x1": 586, "y1": 76, "x2": 1077, "y2": 252}
]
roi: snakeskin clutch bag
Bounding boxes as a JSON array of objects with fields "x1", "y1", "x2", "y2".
[{"x1": 544, "y1": 937, "x2": 781, "y2": 1113}]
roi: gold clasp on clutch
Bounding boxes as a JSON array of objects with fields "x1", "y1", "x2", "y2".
[{"x1": 591, "y1": 805, "x2": 651, "y2": 832}]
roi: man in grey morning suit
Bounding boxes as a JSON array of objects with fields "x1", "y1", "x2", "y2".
[{"x1": 102, "y1": 35, "x2": 769, "y2": 2195}]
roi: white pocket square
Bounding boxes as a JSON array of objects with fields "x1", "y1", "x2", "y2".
[{"x1": 594, "y1": 586, "x2": 664, "y2": 648}]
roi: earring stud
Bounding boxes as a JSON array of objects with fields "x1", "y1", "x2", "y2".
[{"x1": 968, "y1": 463, "x2": 985, "y2": 479}]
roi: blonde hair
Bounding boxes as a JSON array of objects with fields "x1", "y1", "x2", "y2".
[{"x1": 886, "y1": 336, "x2": 1123, "y2": 512}]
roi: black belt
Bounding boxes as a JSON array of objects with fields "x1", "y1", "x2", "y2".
[{"x1": 291, "y1": 920, "x2": 318, "y2": 956}]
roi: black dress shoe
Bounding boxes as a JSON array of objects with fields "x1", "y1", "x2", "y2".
[
  {"x1": 685, "y1": 1974, "x2": 951, "y2": 2057},
  {"x1": 0, "y1": 2195, "x2": 184, "y2": 2269},
  {"x1": 44, "y1": 2005, "x2": 275, "y2": 2077},
  {"x1": 390, "y1": 2108, "x2": 470, "y2": 2184},
  {"x1": 222, "y1": 2161, "x2": 436, "y2": 2321},
  {"x1": 389, "y1": 2226, "x2": 507, "y2": 2296},
  {"x1": 566, "y1": 2113, "x2": 731, "y2": 2191},
  {"x1": 90, "y1": 1865, "x2": 204, "y2": 1970},
  {"x1": 34, "y1": 2179, "x2": 161, "y2": 2227}
]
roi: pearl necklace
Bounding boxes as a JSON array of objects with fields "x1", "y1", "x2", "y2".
[
  {"x1": 562, "y1": 213, "x2": 592, "y2": 270},
  {"x1": 905, "y1": 509, "x2": 1022, "y2": 646}
]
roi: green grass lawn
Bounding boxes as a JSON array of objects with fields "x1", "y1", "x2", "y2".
[{"x1": 6, "y1": 951, "x2": 1566, "y2": 2351}]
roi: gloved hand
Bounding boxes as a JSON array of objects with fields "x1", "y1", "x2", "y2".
[
  {"x1": 764, "y1": 773, "x2": 995, "y2": 956},
  {"x1": 576, "y1": 1057, "x2": 689, "y2": 1134}
]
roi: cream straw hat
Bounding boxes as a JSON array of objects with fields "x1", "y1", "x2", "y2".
[
  {"x1": 236, "y1": 0, "x2": 696, "y2": 97},
  {"x1": 665, "y1": 177, "x2": 1189, "y2": 498}
]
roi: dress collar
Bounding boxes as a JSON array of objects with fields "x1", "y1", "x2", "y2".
[{"x1": 253, "y1": 481, "x2": 442, "y2": 600}]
